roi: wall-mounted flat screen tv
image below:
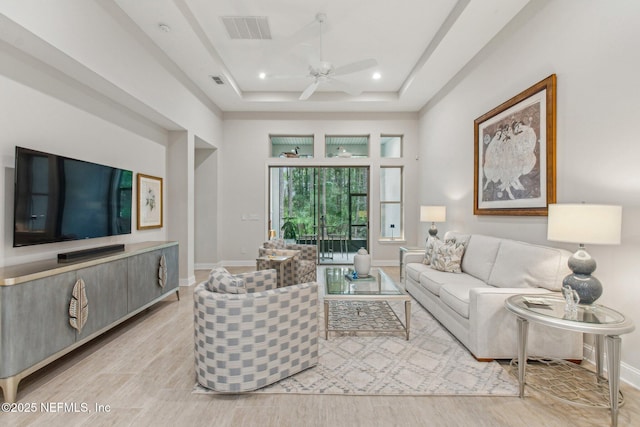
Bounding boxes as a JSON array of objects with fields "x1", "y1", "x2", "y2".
[{"x1": 13, "y1": 146, "x2": 133, "y2": 247}]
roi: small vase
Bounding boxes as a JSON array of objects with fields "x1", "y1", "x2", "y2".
[{"x1": 354, "y1": 248, "x2": 371, "y2": 276}]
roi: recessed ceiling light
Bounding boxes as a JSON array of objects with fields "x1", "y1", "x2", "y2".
[
  {"x1": 372, "y1": 72, "x2": 381, "y2": 80},
  {"x1": 158, "y1": 23, "x2": 171, "y2": 33},
  {"x1": 259, "y1": 72, "x2": 266, "y2": 79}
]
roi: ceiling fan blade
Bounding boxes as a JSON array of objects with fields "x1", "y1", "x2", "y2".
[
  {"x1": 299, "y1": 80, "x2": 320, "y2": 100},
  {"x1": 326, "y1": 78, "x2": 362, "y2": 96},
  {"x1": 333, "y1": 58, "x2": 378, "y2": 76}
]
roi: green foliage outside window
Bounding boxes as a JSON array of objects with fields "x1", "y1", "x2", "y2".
[{"x1": 276, "y1": 167, "x2": 368, "y2": 242}]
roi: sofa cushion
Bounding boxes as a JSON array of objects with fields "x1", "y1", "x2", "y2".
[
  {"x1": 439, "y1": 282, "x2": 492, "y2": 319},
  {"x1": 419, "y1": 269, "x2": 487, "y2": 297},
  {"x1": 205, "y1": 267, "x2": 247, "y2": 294},
  {"x1": 406, "y1": 262, "x2": 429, "y2": 283},
  {"x1": 422, "y1": 236, "x2": 439, "y2": 265},
  {"x1": 461, "y1": 234, "x2": 502, "y2": 282},
  {"x1": 430, "y1": 240, "x2": 466, "y2": 273},
  {"x1": 487, "y1": 240, "x2": 570, "y2": 291}
]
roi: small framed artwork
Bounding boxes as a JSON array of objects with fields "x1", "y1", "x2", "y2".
[
  {"x1": 137, "y1": 173, "x2": 163, "y2": 229},
  {"x1": 474, "y1": 74, "x2": 557, "y2": 216}
]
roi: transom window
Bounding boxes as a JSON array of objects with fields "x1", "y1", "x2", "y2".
[
  {"x1": 380, "y1": 135, "x2": 402, "y2": 158},
  {"x1": 325, "y1": 135, "x2": 369, "y2": 158},
  {"x1": 270, "y1": 135, "x2": 313, "y2": 158}
]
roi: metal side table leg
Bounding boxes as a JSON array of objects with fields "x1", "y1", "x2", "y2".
[
  {"x1": 324, "y1": 300, "x2": 329, "y2": 340},
  {"x1": 606, "y1": 335, "x2": 622, "y2": 427},
  {"x1": 595, "y1": 334, "x2": 605, "y2": 379},
  {"x1": 516, "y1": 317, "x2": 529, "y2": 398}
]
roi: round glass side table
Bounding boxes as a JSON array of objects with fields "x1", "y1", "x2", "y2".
[{"x1": 505, "y1": 295, "x2": 635, "y2": 427}]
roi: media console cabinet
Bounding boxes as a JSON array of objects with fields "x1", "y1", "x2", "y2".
[{"x1": 0, "y1": 241, "x2": 179, "y2": 403}]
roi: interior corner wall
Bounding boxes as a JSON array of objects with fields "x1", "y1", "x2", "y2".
[
  {"x1": 167, "y1": 130, "x2": 195, "y2": 286},
  {"x1": 0, "y1": 74, "x2": 168, "y2": 268},
  {"x1": 418, "y1": 0, "x2": 640, "y2": 383},
  {"x1": 194, "y1": 146, "x2": 219, "y2": 269}
]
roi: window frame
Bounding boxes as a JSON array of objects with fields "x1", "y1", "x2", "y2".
[
  {"x1": 379, "y1": 166, "x2": 404, "y2": 241},
  {"x1": 380, "y1": 134, "x2": 403, "y2": 158}
]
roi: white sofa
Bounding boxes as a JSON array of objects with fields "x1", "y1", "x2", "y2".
[{"x1": 404, "y1": 231, "x2": 583, "y2": 360}]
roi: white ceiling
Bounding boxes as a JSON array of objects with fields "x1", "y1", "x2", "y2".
[{"x1": 114, "y1": 0, "x2": 531, "y2": 113}]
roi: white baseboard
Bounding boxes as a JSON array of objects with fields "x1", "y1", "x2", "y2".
[
  {"x1": 583, "y1": 343, "x2": 640, "y2": 390},
  {"x1": 194, "y1": 262, "x2": 222, "y2": 271},
  {"x1": 216, "y1": 260, "x2": 257, "y2": 267},
  {"x1": 179, "y1": 275, "x2": 196, "y2": 287},
  {"x1": 372, "y1": 260, "x2": 400, "y2": 267}
]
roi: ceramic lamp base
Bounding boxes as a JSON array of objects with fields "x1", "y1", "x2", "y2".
[
  {"x1": 563, "y1": 274, "x2": 602, "y2": 305},
  {"x1": 564, "y1": 247, "x2": 602, "y2": 305}
]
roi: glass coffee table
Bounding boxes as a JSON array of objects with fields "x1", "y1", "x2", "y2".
[{"x1": 323, "y1": 267, "x2": 411, "y2": 340}]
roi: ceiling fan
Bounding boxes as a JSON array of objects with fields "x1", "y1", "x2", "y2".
[{"x1": 273, "y1": 13, "x2": 378, "y2": 101}]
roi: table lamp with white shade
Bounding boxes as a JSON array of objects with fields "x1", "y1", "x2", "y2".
[
  {"x1": 547, "y1": 203, "x2": 622, "y2": 305},
  {"x1": 420, "y1": 205, "x2": 446, "y2": 239}
]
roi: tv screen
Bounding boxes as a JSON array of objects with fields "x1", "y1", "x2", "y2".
[{"x1": 13, "y1": 146, "x2": 133, "y2": 247}]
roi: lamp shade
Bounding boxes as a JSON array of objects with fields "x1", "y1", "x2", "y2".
[
  {"x1": 547, "y1": 204, "x2": 622, "y2": 245},
  {"x1": 420, "y1": 205, "x2": 446, "y2": 223}
]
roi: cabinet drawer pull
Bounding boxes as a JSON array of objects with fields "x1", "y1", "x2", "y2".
[{"x1": 69, "y1": 278, "x2": 88, "y2": 333}]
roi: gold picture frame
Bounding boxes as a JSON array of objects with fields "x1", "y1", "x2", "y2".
[
  {"x1": 474, "y1": 74, "x2": 557, "y2": 216},
  {"x1": 137, "y1": 173, "x2": 163, "y2": 229}
]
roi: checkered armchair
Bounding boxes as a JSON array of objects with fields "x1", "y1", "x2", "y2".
[
  {"x1": 194, "y1": 268, "x2": 319, "y2": 392},
  {"x1": 258, "y1": 239, "x2": 317, "y2": 286}
]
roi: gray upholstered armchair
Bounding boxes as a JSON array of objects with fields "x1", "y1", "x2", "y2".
[
  {"x1": 193, "y1": 267, "x2": 319, "y2": 392},
  {"x1": 257, "y1": 239, "x2": 317, "y2": 286}
]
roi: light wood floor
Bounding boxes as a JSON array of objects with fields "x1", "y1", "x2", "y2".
[{"x1": 2, "y1": 267, "x2": 638, "y2": 426}]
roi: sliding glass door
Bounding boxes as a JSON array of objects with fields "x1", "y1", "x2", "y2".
[{"x1": 269, "y1": 166, "x2": 369, "y2": 264}]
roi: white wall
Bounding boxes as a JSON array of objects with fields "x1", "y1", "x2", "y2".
[
  {"x1": 418, "y1": 0, "x2": 640, "y2": 385},
  {"x1": 0, "y1": 0, "x2": 222, "y2": 284},
  {"x1": 0, "y1": 2, "x2": 223, "y2": 281},
  {"x1": 0, "y1": 0, "x2": 222, "y2": 142},
  {"x1": 194, "y1": 147, "x2": 219, "y2": 266},
  {"x1": 0, "y1": 75, "x2": 167, "y2": 267},
  {"x1": 216, "y1": 112, "x2": 419, "y2": 267}
]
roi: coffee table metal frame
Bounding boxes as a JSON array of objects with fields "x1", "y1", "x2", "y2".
[
  {"x1": 323, "y1": 267, "x2": 411, "y2": 340},
  {"x1": 505, "y1": 294, "x2": 635, "y2": 427}
]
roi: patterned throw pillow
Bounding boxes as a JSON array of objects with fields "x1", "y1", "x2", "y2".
[
  {"x1": 422, "y1": 236, "x2": 440, "y2": 265},
  {"x1": 430, "y1": 240, "x2": 466, "y2": 273},
  {"x1": 205, "y1": 267, "x2": 247, "y2": 293}
]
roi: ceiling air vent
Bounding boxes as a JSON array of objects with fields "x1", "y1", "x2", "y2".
[
  {"x1": 210, "y1": 75, "x2": 224, "y2": 85},
  {"x1": 221, "y1": 16, "x2": 271, "y2": 40}
]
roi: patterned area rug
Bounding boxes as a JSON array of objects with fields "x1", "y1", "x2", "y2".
[
  {"x1": 194, "y1": 293, "x2": 519, "y2": 396},
  {"x1": 327, "y1": 300, "x2": 404, "y2": 333}
]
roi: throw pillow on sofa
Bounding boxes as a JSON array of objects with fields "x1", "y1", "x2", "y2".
[
  {"x1": 430, "y1": 240, "x2": 466, "y2": 273},
  {"x1": 422, "y1": 236, "x2": 440, "y2": 265},
  {"x1": 205, "y1": 267, "x2": 247, "y2": 293}
]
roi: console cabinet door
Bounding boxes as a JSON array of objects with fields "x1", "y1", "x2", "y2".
[
  {"x1": 163, "y1": 245, "x2": 179, "y2": 292},
  {"x1": 75, "y1": 259, "x2": 128, "y2": 340},
  {"x1": 127, "y1": 250, "x2": 164, "y2": 311},
  {"x1": 0, "y1": 272, "x2": 77, "y2": 378}
]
